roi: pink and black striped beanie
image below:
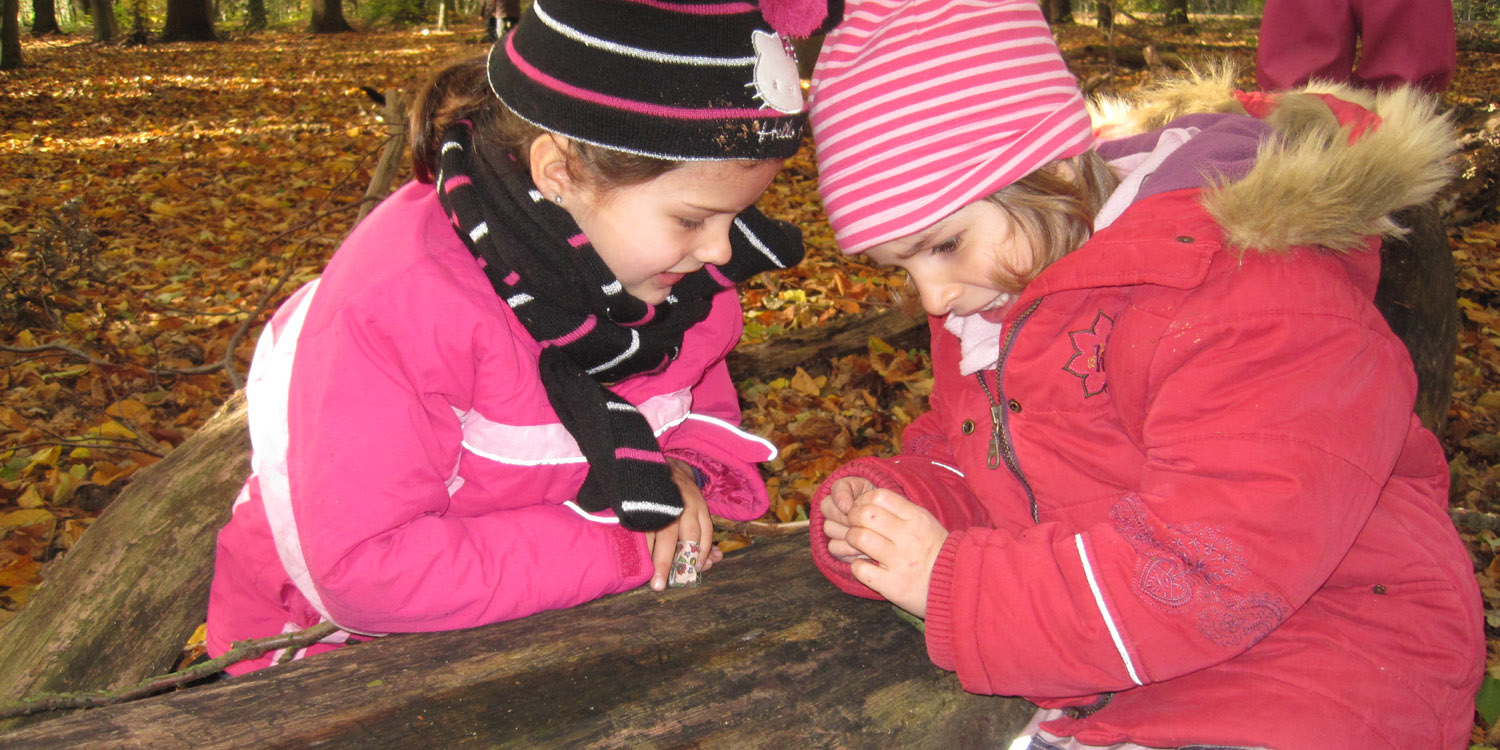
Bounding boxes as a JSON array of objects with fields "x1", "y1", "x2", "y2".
[
  {"x1": 809, "y1": 0, "x2": 1095, "y2": 254},
  {"x1": 488, "y1": 0, "x2": 812, "y2": 162}
]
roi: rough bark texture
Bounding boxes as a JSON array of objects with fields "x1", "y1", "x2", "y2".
[
  {"x1": 1376, "y1": 202, "x2": 1457, "y2": 434},
  {"x1": 726, "y1": 307, "x2": 929, "y2": 381},
  {"x1": 354, "y1": 89, "x2": 409, "y2": 226},
  {"x1": 0, "y1": 535, "x2": 1036, "y2": 749},
  {"x1": 0, "y1": 394, "x2": 249, "y2": 732}
]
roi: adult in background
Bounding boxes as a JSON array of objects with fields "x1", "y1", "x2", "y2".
[{"x1": 1257, "y1": 0, "x2": 1456, "y2": 94}]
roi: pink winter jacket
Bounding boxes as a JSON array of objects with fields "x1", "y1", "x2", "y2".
[
  {"x1": 810, "y1": 85, "x2": 1482, "y2": 749},
  {"x1": 207, "y1": 181, "x2": 774, "y2": 673}
]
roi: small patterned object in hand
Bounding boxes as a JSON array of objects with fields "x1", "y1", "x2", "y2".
[{"x1": 668, "y1": 540, "x2": 701, "y2": 588}]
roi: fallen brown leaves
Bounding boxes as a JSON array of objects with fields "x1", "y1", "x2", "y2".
[
  {"x1": 2, "y1": 18, "x2": 1499, "y2": 742},
  {"x1": 1, "y1": 29, "x2": 465, "y2": 624}
]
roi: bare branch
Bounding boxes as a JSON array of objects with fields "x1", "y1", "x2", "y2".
[
  {"x1": 0, "y1": 623, "x2": 340, "y2": 720},
  {"x1": 712, "y1": 517, "x2": 810, "y2": 536}
]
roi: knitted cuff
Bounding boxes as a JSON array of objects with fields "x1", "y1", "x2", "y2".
[{"x1": 924, "y1": 529, "x2": 965, "y2": 672}]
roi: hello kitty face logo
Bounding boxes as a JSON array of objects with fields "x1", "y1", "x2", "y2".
[{"x1": 749, "y1": 30, "x2": 803, "y2": 114}]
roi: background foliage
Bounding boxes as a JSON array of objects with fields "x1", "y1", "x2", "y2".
[{"x1": 3, "y1": 9, "x2": 1500, "y2": 746}]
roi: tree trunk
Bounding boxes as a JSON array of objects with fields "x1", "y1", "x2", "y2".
[
  {"x1": 1095, "y1": 0, "x2": 1112, "y2": 30},
  {"x1": 0, "y1": 394, "x2": 249, "y2": 733},
  {"x1": 161, "y1": 0, "x2": 214, "y2": 41},
  {"x1": 1, "y1": 0, "x2": 20, "y2": 69},
  {"x1": 0, "y1": 535, "x2": 1036, "y2": 749},
  {"x1": 242, "y1": 0, "x2": 263, "y2": 30},
  {"x1": 1042, "y1": 0, "x2": 1072, "y2": 24},
  {"x1": 1163, "y1": 0, "x2": 1188, "y2": 25},
  {"x1": 307, "y1": 0, "x2": 352, "y2": 33},
  {"x1": 30, "y1": 0, "x2": 61, "y2": 35},
  {"x1": 354, "y1": 88, "x2": 409, "y2": 227},
  {"x1": 89, "y1": 0, "x2": 115, "y2": 41},
  {"x1": 1375, "y1": 203, "x2": 1456, "y2": 435}
]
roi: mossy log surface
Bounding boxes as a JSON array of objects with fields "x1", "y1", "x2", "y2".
[
  {"x1": 0, "y1": 535, "x2": 1034, "y2": 749},
  {"x1": 0, "y1": 393, "x2": 250, "y2": 732}
]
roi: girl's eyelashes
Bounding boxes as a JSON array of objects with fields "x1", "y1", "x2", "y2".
[
  {"x1": 929, "y1": 233, "x2": 962, "y2": 255},
  {"x1": 677, "y1": 217, "x2": 707, "y2": 230}
]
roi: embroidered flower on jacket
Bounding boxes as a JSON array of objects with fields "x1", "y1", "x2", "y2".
[
  {"x1": 1110, "y1": 496, "x2": 1289, "y2": 649},
  {"x1": 1064, "y1": 311, "x2": 1113, "y2": 397}
]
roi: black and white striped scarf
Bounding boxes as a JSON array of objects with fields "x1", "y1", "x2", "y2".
[{"x1": 434, "y1": 123, "x2": 802, "y2": 531}]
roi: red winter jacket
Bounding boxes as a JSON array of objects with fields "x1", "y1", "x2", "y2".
[{"x1": 810, "y1": 82, "x2": 1482, "y2": 750}]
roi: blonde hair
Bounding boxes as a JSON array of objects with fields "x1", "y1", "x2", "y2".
[{"x1": 981, "y1": 150, "x2": 1119, "y2": 291}]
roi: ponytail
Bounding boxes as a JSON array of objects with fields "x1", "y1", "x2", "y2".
[{"x1": 408, "y1": 56, "x2": 681, "y2": 190}]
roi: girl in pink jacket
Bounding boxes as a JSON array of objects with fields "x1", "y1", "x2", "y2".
[
  {"x1": 806, "y1": 0, "x2": 1481, "y2": 748},
  {"x1": 206, "y1": 0, "x2": 826, "y2": 674}
]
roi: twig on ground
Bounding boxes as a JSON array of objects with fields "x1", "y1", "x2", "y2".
[
  {"x1": 0, "y1": 343, "x2": 113, "y2": 367},
  {"x1": 0, "y1": 622, "x2": 340, "y2": 720},
  {"x1": 712, "y1": 517, "x2": 810, "y2": 536},
  {"x1": 2, "y1": 438, "x2": 166, "y2": 458},
  {"x1": 1451, "y1": 508, "x2": 1500, "y2": 532}
]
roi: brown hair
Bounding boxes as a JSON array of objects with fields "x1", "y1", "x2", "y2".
[
  {"x1": 408, "y1": 56, "x2": 683, "y2": 190},
  {"x1": 982, "y1": 150, "x2": 1120, "y2": 291}
]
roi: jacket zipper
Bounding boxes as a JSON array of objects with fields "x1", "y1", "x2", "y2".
[{"x1": 977, "y1": 298, "x2": 1043, "y2": 523}]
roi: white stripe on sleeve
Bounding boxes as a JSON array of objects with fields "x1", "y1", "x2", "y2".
[{"x1": 1074, "y1": 533, "x2": 1144, "y2": 686}]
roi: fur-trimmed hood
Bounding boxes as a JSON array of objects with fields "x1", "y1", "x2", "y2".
[{"x1": 1090, "y1": 66, "x2": 1457, "y2": 254}]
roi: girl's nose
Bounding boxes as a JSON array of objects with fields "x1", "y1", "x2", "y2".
[
  {"x1": 695, "y1": 230, "x2": 733, "y2": 266},
  {"x1": 919, "y1": 279, "x2": 960, "y2": 317}
]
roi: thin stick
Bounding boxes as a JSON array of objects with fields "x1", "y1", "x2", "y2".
[
  {"x1": 0, "y1": 623, "x2": 340, "y2": 720},
  {"x1": 712, "y1": 517, "x2": 810, "y2": 536},
  {"x1": 1451, "y1": 508, "x2": 1500, "y2": 532}
]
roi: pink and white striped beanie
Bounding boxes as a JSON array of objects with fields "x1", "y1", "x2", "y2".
[{"x1": 809, "y1": 0, "x2": 1095, "y2": 254}]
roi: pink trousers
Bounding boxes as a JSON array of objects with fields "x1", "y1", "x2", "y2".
[{"x1": 1256, "y1": 0, "x2": 1455, "y2": 94}]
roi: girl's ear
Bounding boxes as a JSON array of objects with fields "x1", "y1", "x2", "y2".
[{"x1": 528, "y1": 134, "x2": 575, "y2": 202}]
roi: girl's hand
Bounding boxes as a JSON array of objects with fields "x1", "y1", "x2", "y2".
[
  {"x1": 844, "y1": 489, "x2": 948, "y2": 618},
  {"x1": 820, "y1": 476, "x2": 876, "y2": 563},
  {"x1": 643, "y1": 459, "x2": 722, "y2": 591}
]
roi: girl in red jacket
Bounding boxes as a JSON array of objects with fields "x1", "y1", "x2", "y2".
[{"x1": 805, "y1": 1, "x2": 1481, "y2": 748}]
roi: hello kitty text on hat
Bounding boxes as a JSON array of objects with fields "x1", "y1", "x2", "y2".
[
  {"x1": 489, "y1": 0, "x2": 821, "y2": 162},
  {"x1": 809, "y1": 0, "x2": 1096, "y2": 254}
]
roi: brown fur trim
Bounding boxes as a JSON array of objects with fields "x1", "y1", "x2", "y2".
[
  {"x1": 1089, "y1": 63, "x2": 1247, "y2": 137},
  {"x1": 1089, "y1": 65, "x2": 1457, "y2": 255}
]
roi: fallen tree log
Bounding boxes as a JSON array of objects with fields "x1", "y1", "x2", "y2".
[
  {"x1": 0, "y1": 535, "x2": 1036, "y2": 749},
  {"x1": 0, "y1": 392, "x2": 249, "y2": 732},
  {"x1": 727, "y1": 306, "x2": 929, "y2": 381}
]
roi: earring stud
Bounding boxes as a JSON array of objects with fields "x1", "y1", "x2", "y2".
[{"x1": 553, "y1": 195, "x2": 563, "y2": 204}]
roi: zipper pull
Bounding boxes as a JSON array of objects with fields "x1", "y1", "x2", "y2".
[{"x1": 988, "y1": 402, "x2": 1003, "y2": 469}]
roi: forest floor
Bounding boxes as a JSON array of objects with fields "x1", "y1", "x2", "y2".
[{"x1": 2, "y1": 14, "x2": 1500, "y2": 745}]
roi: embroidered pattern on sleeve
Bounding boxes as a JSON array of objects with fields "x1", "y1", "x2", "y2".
[{"x1": 1110, "y1": 496, "x2": 1288, "y2": 649}]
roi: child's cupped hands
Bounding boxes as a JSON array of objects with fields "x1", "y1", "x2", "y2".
[
  {"x1": 643, "y1": 458, "x2": 723, "y2": 591},
  {"x1": 820, "y1": 476, "x2": 877, "y2": 563},
  {"x1": 844, "y1": 489, "x2": 948, "y2": 619}
]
